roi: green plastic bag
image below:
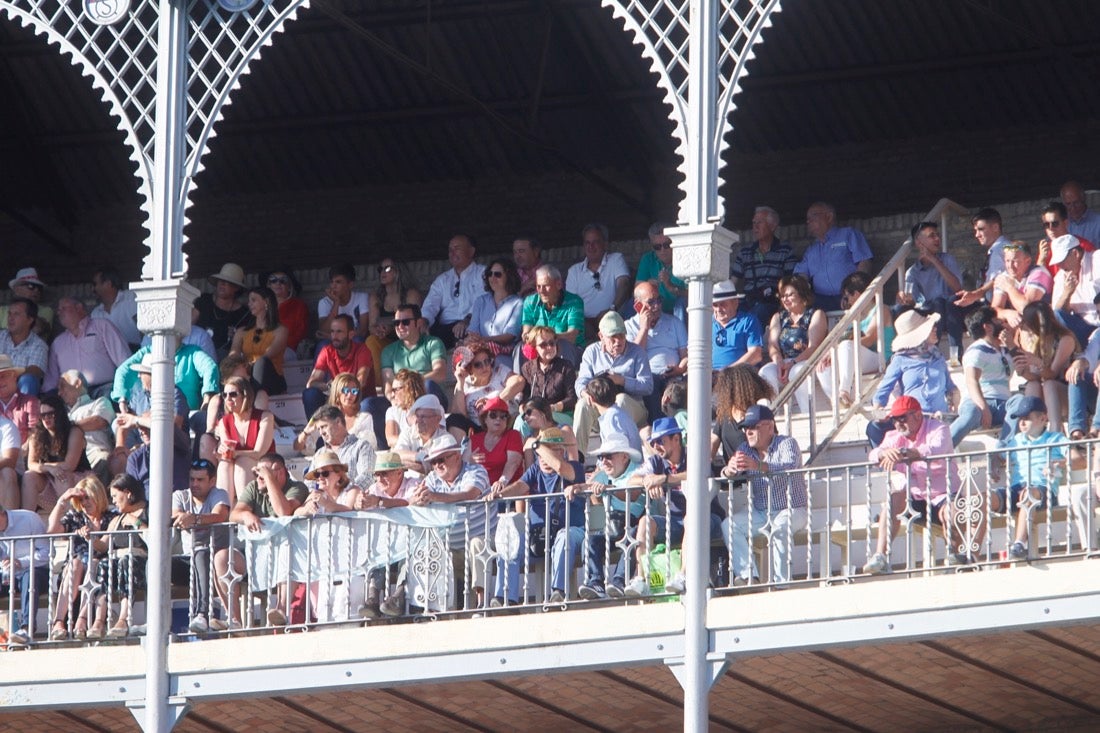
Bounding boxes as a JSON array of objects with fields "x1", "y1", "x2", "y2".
[{"x1": 646, "y1": 543, "x2": 682, "y2": 595}]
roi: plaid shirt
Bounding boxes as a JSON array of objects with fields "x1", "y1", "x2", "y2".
[
  {"x1": 0, "y1": 329, "x2": 47, "y2": 372},
  {"x1": 735, "y1": 433, "x2": 807, "y2": 512}
]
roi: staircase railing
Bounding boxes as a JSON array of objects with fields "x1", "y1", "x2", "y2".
[{"x1": 772, "y1": 198, "x2": 974, "y2": 459}]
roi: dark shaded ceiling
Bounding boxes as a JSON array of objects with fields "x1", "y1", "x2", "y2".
[{"x1": 2, "y1": 0, "x2": 1100, "y2": 284}]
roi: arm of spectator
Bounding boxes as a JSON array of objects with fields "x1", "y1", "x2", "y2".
[
  {"x1": 1046, "y1": 334, "x2": 1078, "y2": 381},
  {"x1": 261, "y1": 326, "x2": 289, "y2": 362},
  {"x1": 420, "y1": 278, "x2": 443, "y2": 327},
  {"x1": 734, "y1": 345, "x2": 763, "y2": 366},
  {"x1": 624, "y1": 352, "x2": 653, "y2": 396},
  {"x1": 111, "y1": 348, "x2": 145, "y2": 404},
  {"x1": 230, "y1": 502, "x2": 262, "y2": 532},
  {"x1": 305, "y1": 367, "x2": 329, "y2": 391},
  {"x1": 492, "y1": 478, "x2": 531, "y2": 501},
  {"x1": 856, "y1": 259, "x2": 873, "y2": 275}
]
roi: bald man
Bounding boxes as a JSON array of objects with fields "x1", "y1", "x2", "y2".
[{"x1": 625, "y1": 281, "x2": 687, "y2": 421}]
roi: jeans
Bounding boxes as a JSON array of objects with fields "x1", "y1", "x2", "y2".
[
  {"x1": 0, "y1": 565, "x2": 48, "y2": 633},
  {"x1": 950, "y1": 397, "x2": 1008, "y2": 446},
  {"x1": 721, "y1": 507, "x2": 807, "y2": 584},
  {"x1": 494, "y1": 524, "x2": 584, "y2": 603},
  {"x1": 1067, "y1": 372, "x2": 1100, "y2": 436}
]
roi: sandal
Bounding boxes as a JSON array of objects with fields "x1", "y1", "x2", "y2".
[
  {"x1": 50, "y1": 621, "x2": 68, "y2": 641},
  {"x1": 86, "y1": 621, "x2": 107, "y2": 640},
  {"x1": 73, "y1": 618, "x2": 88, "y2": 641},
  {"x1": 107, "y1": 623, "x2": 129, "y2": 638}
]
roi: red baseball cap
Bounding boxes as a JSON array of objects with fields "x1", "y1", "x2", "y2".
[{"x1": 888, "y1": 395, "x2": 922, "y2": 418}]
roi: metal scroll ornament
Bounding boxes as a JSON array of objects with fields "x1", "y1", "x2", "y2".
[{"x1": 83, "y1": 0, "x2": 130, "y2": 26}]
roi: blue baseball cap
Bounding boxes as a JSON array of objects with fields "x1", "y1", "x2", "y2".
[{"x1": 740, "y1": 404, "x2": 775, "y2": 428}]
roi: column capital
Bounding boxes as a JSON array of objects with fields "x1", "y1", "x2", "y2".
[
  {"x1": 130, "y1": 279, "x2": 200, "y2": 337},
  {"x1": 668, "y1": 223, "x2": 738, "y2": 282}
]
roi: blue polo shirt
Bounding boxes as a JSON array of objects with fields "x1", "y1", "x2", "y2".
[
  {"x1": 519, "y1": 460, "x2": 586, "y2": 528},
  {"x1": 793, "y1": 226, "x2": 873, "y2": 297},
  {"x1": 712, "y1": 312, "x2": 763, "y2": 370}
]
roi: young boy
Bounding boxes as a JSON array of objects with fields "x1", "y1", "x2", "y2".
[
  {"x1": 584, "y1": 375, "x2": 643, "y2": 453},
  {"x1": 997, "y1": 396, "x2": 1066, "y2": 559}
]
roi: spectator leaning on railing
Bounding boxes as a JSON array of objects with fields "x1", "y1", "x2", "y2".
[
  {"x1": 171, "y1": 458, "x2": 232, "y2": 633},
  {"x1": 0, "y1": 506, "x2": 49, "y2": 648}
]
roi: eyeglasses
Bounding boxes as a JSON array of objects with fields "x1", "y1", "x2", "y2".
[
  {"x1": 377, "y1": 265, "x2": 395, "y2": 274},
  {"x1": 429, "y1": 456, "x2": 450, "y2": 466},
  {"x1": 536, "y1": 341, "x2": 556, "y2": 349},
  {"x1": 222, "y1": 391, "x2": 241, "y2": 400},
  {"x1": 470, "y1": 359, "x2": 491, "y2": 369},
  {"x1": 453, "y1": 281, "x2": 461, "y2": 298},
  {"x1": 20, "y1": 282, "x2": 42, "y2": 291},
  {"x1": 640, "y1": 297, "x2": 662, "y2": 307},
  {"x1": 1043, "y1": 219, "x2": 1063, "y2": 229},
  {"x1": 394, "y1": 318, "x2": 415, "y2": 327},
  {"x1": 488, "y1": 270, "x2": 505, "y2": 279},
  {"x1": 267, "y1": 276, "x2": 289, "y2": 285},
  {"x1": 391, "y1": 383, "x2": 405, "y2": 392},
  {"x1": 523, "y1": 408, "x2": 541, "y2": 419},
  {"x1": 485, "y1": 411, "x2": 509, "y2": 421},
  {"x1": 191, "y1": 459, "x2": 214, "y2": 469},
  {"x1": 653, "y1": 242, "x2": 671, "y2": 251},
  {"x1": 340, "y1": 387, "x2": 360, "y2": 396},
  {"x1": 596, "y1": 454, "x2": 616, "y2": 463},
  {"x1": 891, "y1": 412, "x2": 916, "y2": 424},
  {"x1": 591, "y1": 272, "x2": 602, "y2": 291}
]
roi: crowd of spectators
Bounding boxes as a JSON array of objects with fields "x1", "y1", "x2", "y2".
[{"x1": 2, "y1": 182, "x2": 1099, "y2": 643}]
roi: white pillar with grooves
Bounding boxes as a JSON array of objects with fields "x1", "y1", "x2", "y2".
[{"x1": 668, "y1": 222, "x2": 735, "y2": 731}]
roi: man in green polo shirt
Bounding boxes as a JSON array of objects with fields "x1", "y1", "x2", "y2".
[{"x1": 520, "y1": 265, "x2": 585, "y2": 368}]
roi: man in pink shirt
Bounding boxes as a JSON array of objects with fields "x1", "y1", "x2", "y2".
[
  {"x1": 862, "y1": 396, "x2": 979, "y2": 573},
  {"x1": 44, "y1": 297, "x2": 132, "y2": 398}
]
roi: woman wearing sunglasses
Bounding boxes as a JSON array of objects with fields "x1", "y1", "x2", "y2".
[
  {"x1": 200, "y1": 353, "x2": 271, "y2": 463},
  {"x1": 367, "y1": 258, "x2": 422, "y2": 388},
  {"x1": 451, "y1": 343, "x2": 514, "y2": 431},
  {"x1": 327, "y1": 373, "x2": 377, "y2": 447},
  {"x1": 262, "y1": 267, "x2": 307, "y2": 361},
  {"x1": 468, "y1": 396, "x2": 523, "y2": 493},
  {"x1": 518, "y1": 397, "x2": 579, "y2": 465},
  {"x1": 214, "y1": 375, "x2": 276, "y2": 504},
  {"x1": 467, "y1": 258, "x2": 523, "y2": 367},
  {"x1": 296, "y1": 450, "x2": 362, "y2": 516},
  {"x1": 22, "y1": 394, "x2": 93, "y2": 511},
  {"x1": 384, "y1": 369, "x2": 426, "y2": 450}
]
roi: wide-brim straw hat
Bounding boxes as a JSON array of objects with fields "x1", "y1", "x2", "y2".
[
  {"x1": 304, "y1": 448, "x2": 348, "y2": 480},
  {"x1": 891, "y1": 310, "x2": 940, "y2": 351},
  {"x1": 208, "y1": 262, "x2": 246, "y2": 289}
]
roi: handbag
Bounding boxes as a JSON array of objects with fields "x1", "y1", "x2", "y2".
[{"x1": 646, "y1": 543, "x2": 682, "y2": 594}]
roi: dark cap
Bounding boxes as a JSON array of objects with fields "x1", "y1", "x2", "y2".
[
  {"x1": 739, "y1": 404, "x2": 775, "y2": 428},
  {"x1": 1009, "y1": 395, "x2": 1047, "y2": 419}
]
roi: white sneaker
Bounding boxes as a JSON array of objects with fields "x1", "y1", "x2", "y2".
[
  {"x1": 664, "y1": 573, "x2": 686, "y2": 594},
  {"x1": 189, "y1": 615, "x2": 209, "y2": 634},
  {"x1": 624, "y1": 576, "x2": 650, "y2": 597},
  {"x1": 862, "y1": 552, "x2": 890, "y2": 575},
  {"x1": 7, "y1": 628, "x2": 30, "y2": 647}
]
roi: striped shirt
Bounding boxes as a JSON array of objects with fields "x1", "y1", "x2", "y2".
[{"x1": 734, "y1": 434, "x2": 807, "y2": 512}]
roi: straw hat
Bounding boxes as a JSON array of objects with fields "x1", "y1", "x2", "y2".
[
  {"x1": 304, "y1": 448, "x2": 348, "y2": 480},
  {"x1": 208, "y1": 263, "x2": 246, "y2": 289},
  {"x1": 891, "y1": 310, "x2": 940, "y2": 351}
]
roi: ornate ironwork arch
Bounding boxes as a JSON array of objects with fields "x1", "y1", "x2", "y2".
[{"x1": 602, "y1": 0, "x2": 781, "y2": 222}]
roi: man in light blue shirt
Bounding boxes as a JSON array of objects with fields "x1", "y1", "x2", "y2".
[
  {"x1": 573, "y1": 312, "x2": 651, "y2": 455},
  {"x1": 954, "y1": 208, "x2": 1010, "y2": 308},
  {"x1": 898, "y1": 221, "x2": 970, "y2": 361},
  {"x1": 419, "y1": 234, "x2": 487, "y2": 349},
  {"x1": 792, "y1": 201, "x2": 873, "y2": 311},
  {"x1": 1062, "y1": 181, "x2": 1100, "y2": 247},
  {"x1": 626, "y1": 281, "x2": 687, "y2": 421}
]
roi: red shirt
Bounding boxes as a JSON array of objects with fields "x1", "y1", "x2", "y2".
[
  {"x1": 470, "y1": 429, "x2": 523, "y2": 484},
  {"x1": 278, "y1": 297, "x2": 309, "y2": 350},
  {"x1": 0, "y1": 392, "x2": 39, "y2": 444},
  {"x1": 313, "y1": 342, "x2": 375, "y2": 395}
]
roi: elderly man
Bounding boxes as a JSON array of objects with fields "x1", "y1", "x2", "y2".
[
  {"x1": 732, "y1": 206, "x2": 798, "y2": 326},
  {"x1": 420, "y1": 234, "x2": 487, "y2": 349},
  {"x1": 793, "y1": 202, "x2": 874, "y2": 311},
  {"x1": 626, "y1": 281, "x2": 687, "y2": 421},
  {"x1": 1061, "y1": 181, "x2": 1100, "y2": 247},
  {"x1": 635, "y1": 222, "x2": 687, "y2": 317},
  {"x1": 565, "y1": 224, "x2": 632, "y2": 340},
  {"x1": 171, "y1": 458, "x2": 233, "y2": 633},
  {"x1": 489, "y1": 427, "x2": 585, "y2": 606},
  {"x1": 44, "y1": 297, "x2": 131, "y2": 398},
  {"x1": 513, "y1": 236, "x2": 545, "y2": 297},
  {"x1": 955, "y1": 208, "x2": 1012, "y2": 307},
  {"x1": 193, "y1": 262, "x2": 249, "y2": 361},
  {"x1": 0, "y1": 355, "x2": 39, "y2": 446},
  {"x1": 711, "y1": 279, "x2": 764, "y2": 371},
  {"x1": 863, "y1": 396, "x2": 970, "y2": 573},
  {"x1": 990, "y1": 241, "x2": 1052, "y2": 328},
  {"x1": 230, "y1": 453, "x2": 309, "y2": 625},
  {"x1": 898, "y1": 221, "x2": 969, "y2": 362},
  {"x1": 91, "y1": 267, "x2": 141, "y2": 349},
  {"x1": 0, "y1": 267, "x2": 53, "y2": 339},
  {"x1": 573, "y1": 312, "x2": 652, "y2": 455},
  {"x1": 308, "y1": 405, "x2": 376, "y2": 485},
  {"x1": 0, "y1": 415, "x2": 21, "y2": 521},
  {"x1": 1050, "y1": 233, "x2": 1100, "y2": 347},
  {"x1": 0, "y1": 506, "x2": 49, "y2": 647},
  {"x1": 302, "y1": 313, "x2": 375, "y2": 420},
  {"x1": 58, "y1": 370, "x2": 115, "y2": 479},
  {"x1": 0, "y1": 298, "x2": 47, "y2": 396},
  {"x1": 391, "y1": 394, "x2": 450, "y2": 472},
  {"x1": 521, "y1": 264, "x2": 586, "y2": 357},
  {"x1": 718, "y1": 405, "x2": 807, "y2": 586}
]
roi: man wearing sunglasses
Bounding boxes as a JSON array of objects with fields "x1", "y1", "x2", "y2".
[
  {"x1": 565, "y1": 223, "x2": 632, "y2": 342},
  {"x1": 634, "y1": 222, "x2": 688, "y2": 318},
  {"x1": 626, "y1": 281, "x2": 687, "y2": 422},
  {"x1": 0, "y1": 267, "x2": 53, "y2": 340},
  {"x1": 1037, "y1": 201, "x2": 1096, "y2": 274},
  {"x1": 711, "y1": 279, "x2": 764, "y2": 371},
  {"x1": 420, "y1": 234, "x2": 486, "y2": 349}
]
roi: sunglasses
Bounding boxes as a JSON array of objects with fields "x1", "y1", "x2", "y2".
[
  {"x1": 340, "y1": 387, "x2": 360, "y2": 396},
  {"x1": 314, "y1": 469, "x2": 339, "y2": 479},
  {"x1": 394, "y1": 318, "x2": 415, "y2": 327},
  {"x1": 377, "y1": 265, "x2": 395, "y2": 274},
  {"x1": 485, "y1": 411, "x2": 509, "y2": 421},
  {"x1": 429, "y1": 456, "x2": 450, "y2": 466},
  {"x1": 20, "y1": 282, "x2": 42, "y2": 291},
  {"x1": 222, "y1": 390, "x2": 241, "y2": 399},
  {"x1": 523, "y1": 408, "x2": 543, "y2": 419},
  {"x1": 536, "y1": 341, "x2": 556, "y2": 348},
  {"x1": 652, "y1": 242, "x2": 671, "y2": 251},
  {"x1": 591, "y1": 272, "x2": 602, "y2": 291},
  {"x1": 191, "y1": 459, "x2": 214, "y2": 469},
  {"x1": 891, "y1": 412, "x2": 916, "y2": 424},
  {"x1": 596, "y1": 454, "x2": 616, "y2": 463},
  {"x1": 641, "y1": 297, "x2": 662, "y2": 307},
  {"x1": 1043, "y1": 220, "x2": 1063, "y2": 229},
  {"x1": 453, "y1": 282, "x2": 461, "y2": 298},
  {"x1": 267, "y1": 276, "x2": 289, "y2": 285},
  {"x1": 488, "y1": 270, "x2": 505, "y2": 279},
  {"x1": 470, "y1": 359, "x2": 491, "y2": 369},
  {"x1": 39, "y1": 410, "x2": 56, "y2": 418}
]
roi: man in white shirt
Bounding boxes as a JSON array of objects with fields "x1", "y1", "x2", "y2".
[
  {"x1": 90, "y1": 267, "x2": 141, "y2": 349},
  {"x1": 565, "y1": 223, "x2": 631, "y2": 341},
  {"x1": 420, "y1": 234, "x2": 486, "y2": 349},
  {"x1": 1050, "y1": 234, "x2": 1100, "y2": 347}
]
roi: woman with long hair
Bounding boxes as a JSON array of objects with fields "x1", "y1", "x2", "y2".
[
  {"x1": 263, "y1": 267, "x2": 308, "y2": 360},
  {"x1": 46, "y1": 475, "x2": 115, "y2": 640},
  {"x1": 214, "y1": 375, "x2": 276, "y2": 504},
  {"x1": 295, "y1": 372, "x2": 377, "y2": 452},
  {"x1": 384, "y1": 369, "x2": 426, "y2": 449},
  {"x1": 467, "y1": 258, "x2": 523, "y2": 366},
  {"x1": 518, "y1": 397, "x2": 579, "y2": 465},
  {"x1": 88, "y1": 474, "x2": 148, "y2": 639},
  {"x1": 200, "y1": 353, "x2": 271, "y2": 463},
  {"x1": 367, "y1": 258, "x2": 422, "y2": 388},
  {"x1": 712, "y1": 364, "x2": 775, "y2": 473},
  {"x1": 230, "y1": 286, "x2": 289, "y2": 395},
  {"x1": 1015, "y1": 301, "x2": 1078, "y2": 434},
  {"x1": 21, "y1": 394, "x2": 92, "y2": 511}
]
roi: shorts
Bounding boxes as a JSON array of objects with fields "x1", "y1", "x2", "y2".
[
  {"x1": 995, "y1": 484, "x2": 1051, "y2": 514},
  {"x1": 908, "y1": 498, "x2": 947, "y2": 526}
]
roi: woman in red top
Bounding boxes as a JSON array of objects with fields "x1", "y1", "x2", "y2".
[
  {"x1": 215, "y1": 376, "x2": 276, "y2": 504},
  {"x1": 265, "y1": 267, "x2": 308, "y2": 359},
  {"x1": 467, "y1": 396, "x2": 523, "y2": 494}
]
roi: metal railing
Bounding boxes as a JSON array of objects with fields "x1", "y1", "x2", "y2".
[
  {"x1": 772, "y1": 198, "x2": 974, "y2": 458},
  {"x1": 3, "y1": 443, "x2": 1097, "y2": 646}
]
